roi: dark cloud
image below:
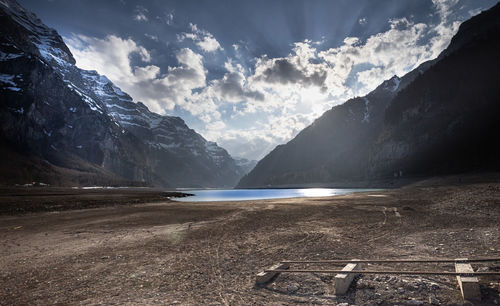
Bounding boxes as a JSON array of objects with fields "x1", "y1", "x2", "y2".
[
  {"x1": 258, "y1": 59, "x2": 327, "y2": 87},
  {"x1": 215, "y1": 72, "x2": 264, "y2": 101}
]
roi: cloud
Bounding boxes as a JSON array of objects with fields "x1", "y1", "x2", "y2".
[
  {"x1": 209, "y1": 60, "x2": 264, "y2": 102},
  {"x1": 315, "y1": 13, "x2": 459, "y2": 95},
  {"x1": 144, "y1": 33, "x2": 158, "y2": 41},
  {"x1": 255, "y1": 58, "x2": 327, "y2": 87},
  {"x1": 178, "y1": 23, "x2": 223, "y2": 52},
  {"x1": 134, "y1": 6, "x2": 148, "y2": 22},
  {"x1": 215, "y1": 130, "x2": 276, "y2": 160},
  {"x1": 65, "y1": 0, "x2": 471, "y2": 160},
  {"x1": 428, "y1": 0, "x2": 462, "y2": 57},
  {"x1": 208, "y1": 111, "x2": 316, "y2": 160},
  {"x1": 197, "y1": 36, "x2": 223, "y2": 53},
  {"x1": 65, "y1": 34, "x2": 151, "y2": 82},
  {"x1": 210, "y1": 2, "x2": 466, "y2": 159},
  {"x1": 251, "y1": 40, "x2": 330, "y2": 98},
  {"x1": 165, "y1": 11, "x2": 174, "y2": 25},
  {"x1": 66, "y1": 35, "x2": 212, "y2": 117}
]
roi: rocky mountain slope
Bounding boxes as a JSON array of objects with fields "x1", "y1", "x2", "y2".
[
  {"x1": 238, "y1": 3, "x2": 500, "y2": 187},
  {"x1": 0, "y1": 0, "x2": 244, "y2": 187}
]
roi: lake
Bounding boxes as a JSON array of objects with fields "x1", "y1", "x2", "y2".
[{"x1": 173, "y1": 188, "x2": 379, "y2": 202}]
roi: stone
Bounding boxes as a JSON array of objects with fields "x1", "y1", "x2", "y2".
[
  {"x1": 429, "y1": 296, "x2": 440, "y2": 305},
  {"x1": 287, "y1": 284, "x2": 299, "y2": 293}
]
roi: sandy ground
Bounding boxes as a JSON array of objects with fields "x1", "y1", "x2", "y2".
[{"x1": 0, "y1": 181, "x2": 499, "y2": 305}]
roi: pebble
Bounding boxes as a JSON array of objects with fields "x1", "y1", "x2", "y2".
[
  {"x1": 404, "y1": 283, "x2": 419, "y2": 291},
  {"x1": 407, "y1": 299, "x2": 424, "y2": 305},
  {"x1": 430, "y1": 283, "x2": 440, "y2": 290},
  {"x1": 287, "y1": 284, "x2": 299, "y2": 293},
  {"x1": 388, "y1": 276, "x2": 397, "y2": 284},
  {"x1": 429, "y1": 296, "x2": 440, "y2": 305},
  {"x1": 357, "y1": 280, "x2": 366, "y2": 289},
  {"x1": 337, "y1": 303, "x2": 349, "y2": 306}
]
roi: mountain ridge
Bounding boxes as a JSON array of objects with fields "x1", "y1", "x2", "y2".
[
  {"x1": 238, "y1": 3, "x2": 500, "y2": 188},
  {"x1": 0, "y1": 0, "x2": 245, "y2": 187}
]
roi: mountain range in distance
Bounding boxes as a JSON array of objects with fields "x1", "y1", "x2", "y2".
[{"x1": 1, "y1": 0, "x2": 499, "y2": 189}]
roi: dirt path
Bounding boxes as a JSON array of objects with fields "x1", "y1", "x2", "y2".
[{"x1": 0, "y1": 183, "x2": 499, "y2": 304}]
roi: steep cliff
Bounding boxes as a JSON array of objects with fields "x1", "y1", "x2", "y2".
[{"x1": 0, "y1": 0, "x2": 243, "y2": 187}]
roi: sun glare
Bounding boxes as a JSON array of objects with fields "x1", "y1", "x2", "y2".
[{"x1": 298, "y1": 188, "x2": 336, "y2": 197}]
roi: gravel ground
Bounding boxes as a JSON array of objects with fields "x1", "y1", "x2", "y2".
[{"x1": 0, "y1": 181, "x2": 499, "y2": 304}]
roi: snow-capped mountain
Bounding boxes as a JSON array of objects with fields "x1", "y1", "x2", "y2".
[{"x1": 0, "y1": 0, "x2": 243, "y2": 187}]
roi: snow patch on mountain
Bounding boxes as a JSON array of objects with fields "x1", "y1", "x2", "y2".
[{"x1": 0, "y1": 73, "x2": 16, "y2": 85}]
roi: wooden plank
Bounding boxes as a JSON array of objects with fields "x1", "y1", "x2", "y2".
[
  {"x1": 281, "y1": 257, "x2": 500, "y2": 264},
  {"x1": 335, "y1": 259, "x2": 362, "y2": 295},
  {"x1": 255, "y1": 263, "x2": 289, "y2": 285},
  {"x1": 267, "y1": 270, "x2": 499, "y2": 275},
  {"x1": 455, "y1": 258, "x2": 481, "y2": 301}
]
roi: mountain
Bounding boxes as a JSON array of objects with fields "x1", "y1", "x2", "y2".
[
  {"x1": 0, "y1": 0, "x2": 243, "y2": 187},
  {"x1": 234, "y1": 157, "x2": 258, "y2": 175},
  {"x1": 238, "y1": 3, "x2": 500, "y2": 188}
]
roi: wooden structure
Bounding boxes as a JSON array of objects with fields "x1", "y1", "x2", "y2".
[{"x1": 256, "y1": 257, "x2": 500, "y2": 301}]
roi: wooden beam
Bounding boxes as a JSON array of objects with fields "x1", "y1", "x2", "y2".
[
  {"x1": 281, "y1": 257, "x2": 500, "y2": 264},
  {"x1": 335, "y1": 259, "x2": 362, "y2": 295},
  {"x1": 455, "y1": 258, "x2": 481, "y2": 301},
  {"x1": 255, "y1": 263, "x2": 289, "y2": 285}
]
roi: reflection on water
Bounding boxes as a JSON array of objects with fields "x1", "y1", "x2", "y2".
[{"x1": 173, "y1": 188, "x2": 379, "y2": 202}]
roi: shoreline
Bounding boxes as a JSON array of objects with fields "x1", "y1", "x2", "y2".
[
  {"x1": 0, "y1": 181, "x2": 499, "y2": 304},
  {"x1": 0, "y1": 187, "x2": 192, "y2": 215}
]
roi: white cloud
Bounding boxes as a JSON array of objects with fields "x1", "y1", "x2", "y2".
[
  {"x1": 178, "y1": 23, "x2": 223, "y2": 53},
  {"x1": 207, "y1": 128, "x2": 276, "y2": 161},
  {"x1": 428, "y1": 0, "x2": 462, "y2": 57},
  {"x1": 65, "y1": 0, "x2": 468, "y2": 160},
  {"x1": 65, "y1": 34, "x2": 151, "y2": 83},
  {"x1": 165, "y1": 12, "x2": 174, "y2": 25},
  {"x1": 145, "y1": 33, "x2": 158, "y2": 42},
  {"x1": 468, "y1": 8, "x2": 483, "y2": 16},
  {"x1": 134, "y1": 6, "x2": 149, "y2": 22},
  {"x1": 156, "y1": 11, "x2": 174, "y2": 25},
  {"x1": 197, "y1": 36, "x2": 223, "y2": 52},
  {"x1": 66, "y1": 35, "x2": 213, "y2": 117},
  {"x1": 210, "y1": 2, "x2": 465, "y2": 159}
]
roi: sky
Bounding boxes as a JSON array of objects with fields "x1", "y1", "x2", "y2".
[{"x1": 19, "y1": 0, "x2": 498, "y2": 160}]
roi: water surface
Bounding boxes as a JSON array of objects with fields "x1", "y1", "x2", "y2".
[{"x1": 173, "y1": 188, "x2": 378, "y2": 202}]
